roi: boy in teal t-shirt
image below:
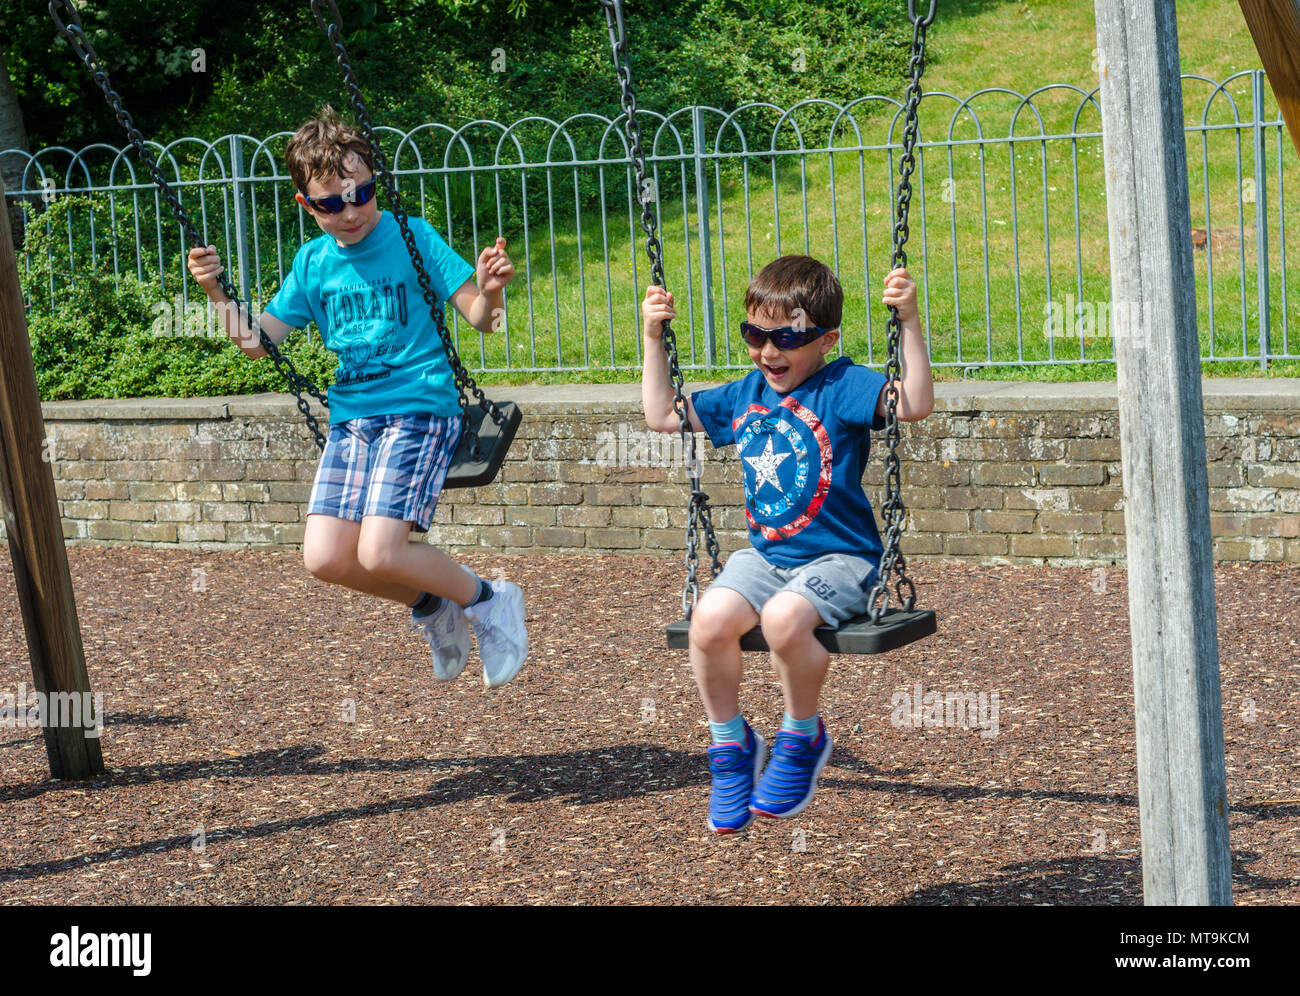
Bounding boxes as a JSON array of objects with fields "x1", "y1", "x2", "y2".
[{"x1": 187, "y1": 105, "x2": 527, "y2": 688}]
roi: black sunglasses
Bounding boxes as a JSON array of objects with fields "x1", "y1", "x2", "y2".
[
  {"x1": 304, "y1": 177, "x2": 379, "y2": 214},
  {"x1": 740, "y1": 320, "x2": 833, "y2": 350}
]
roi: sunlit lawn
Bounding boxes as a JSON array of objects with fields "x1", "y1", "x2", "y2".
[
  {"x1": 33, "y1": 0, "x2": 1300, "y2": 386},
  {"x1": 440, "y1": 0, "x2": 1300, "y2": 384}
]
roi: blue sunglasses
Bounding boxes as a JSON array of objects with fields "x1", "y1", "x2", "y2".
[
  {"x1": 304, "y1": 176, "x2": 379, "y2": 214},
  {"x1": 740, "y1": 320, "x2": 833, "y2": 350}
]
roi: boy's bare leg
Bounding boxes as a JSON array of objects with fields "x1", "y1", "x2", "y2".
[
  {"x1": 303, "y1": 513, "x2": 475, "y2": 606},
  {"x1": 761, "y1": 591, "x2": 831, "y2": 719},
  {"x1": 302, "y1": 513, "x2": 422, "y2": 603},
  {"x1": 354, "y1": 514, "x2": 479, "y2": 605},
  {"x1": 688, "y1": 586, "x2": 759, "y2": 722}
]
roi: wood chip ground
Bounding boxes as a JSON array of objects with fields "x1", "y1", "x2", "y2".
[{"x1": 1, "y1": 546, "x2": 1296, "y2": 905}]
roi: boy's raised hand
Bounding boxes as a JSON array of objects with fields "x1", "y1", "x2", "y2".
[
  {"x1": 641, "y1": 284, "x2": 675, "y2": 340},
  {"x1": 187, "y1": 245, "x2": 225, "y2": 294},
  {"x1": 477, "y1": 236, "x2": 515, "y2": 293},
  {"x1": 883, "y1": 266, "x2": 919, "y2": 324}
]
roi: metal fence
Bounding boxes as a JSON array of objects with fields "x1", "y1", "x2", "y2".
[{"x1": 4, "y1": 70, "x2": 1297, "y2": 374}]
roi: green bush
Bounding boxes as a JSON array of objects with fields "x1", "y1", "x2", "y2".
[
  {"x1": 21, "y1": 195, "x2": 337, "y2": 402},
  {"x1": 179, "y1": 0, "x2": 912, "y2": 156},
  {"x1": 345, "y1": 0, "x2": 915, "y2": 247},
  {"x1": 17, "y1": 0, "x2": 919, "y2": 399}
]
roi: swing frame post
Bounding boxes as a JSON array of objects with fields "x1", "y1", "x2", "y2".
[
  {"x1": 1093, "y1": 0, "x2": 1232, "y2": 905},
  {"x1": 0, "y1": 176, "x2": 104, "y2": 779},
  {"x1": 1237, "y1": 0, "x2": 1300, "y2": 158}
]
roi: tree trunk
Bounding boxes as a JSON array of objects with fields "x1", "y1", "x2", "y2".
[
  {"x1": 0, "y1": 46, "x2": 31, "y2": 176},
  {"x1": 0, "y1": 46, "x2": 32, "y2": 249}
]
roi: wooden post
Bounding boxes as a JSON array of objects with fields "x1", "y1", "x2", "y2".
[
  {"x1": 1093, "y1": 0, "x2": 1232, "y2": 904},
  {"x1": 0, "y1": 176, "x2": 104, "y2": 779},
  {"x1": 1239, "y1": 0, "x2": 1300, "y2": 156}
]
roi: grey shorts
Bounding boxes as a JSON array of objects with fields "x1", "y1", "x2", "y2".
[{"x1": 709, "y1": 547, "x2": 880, "y2": 627}]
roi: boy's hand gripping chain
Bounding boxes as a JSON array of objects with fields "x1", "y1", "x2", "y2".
[
  {"x1": 48, "y1": 0, "x2": 331, "y2": 453},
  {"x1": 311, "y1": 0, "x2": 509, "y2": 462},
  {"x1": 599, "y1": 0, "x2": 721, "y2": 618}
]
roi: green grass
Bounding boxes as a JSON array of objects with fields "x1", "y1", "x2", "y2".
[
  {"x1": 429, "y1": 0, "x2": 1300, "y2": 386},
  {"x1": 29, "y1": 0, "x2": 1300, "y2": 391}
]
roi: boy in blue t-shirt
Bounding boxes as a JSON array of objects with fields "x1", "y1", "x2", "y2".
[
  {"x1": 641, "y1": 254, "x2": 934, "y2": 832},
  {"x1": 186, "y1": 105, "x2": 528, "y2": 688}
]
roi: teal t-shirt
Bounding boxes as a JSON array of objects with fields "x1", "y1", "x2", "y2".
[{"x1": 265, "y1": 211, "x2": 476, "y2": 424}]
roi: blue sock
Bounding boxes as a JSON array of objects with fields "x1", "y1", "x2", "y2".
[
  {"x1": 781, "y1": 712, "x2": 820, "y2": 737},
  {"x1": 709, "y1": 713, "x2": 748, "y2": 746},
  {"x1": 410, "y1": 592, "x2": 442, "y2": 616}
]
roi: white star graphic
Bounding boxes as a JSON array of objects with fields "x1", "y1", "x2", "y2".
[{"x1": 743, "y1": 436, "x2": 791, "y2": 494}]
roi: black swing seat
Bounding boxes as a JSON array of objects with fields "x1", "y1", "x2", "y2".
[
  {"x1": 444, "y1": 400, "x2": 522, "y2": 489},
  {"x1": 666, "y1": 607, "x2": 937, "y2": 655}
]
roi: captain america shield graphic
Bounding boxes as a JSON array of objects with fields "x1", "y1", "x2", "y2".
[{"x1": 732, "y1": 396, "x2": 833, "y2": 540}]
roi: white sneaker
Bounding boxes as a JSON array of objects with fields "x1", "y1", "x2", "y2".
[
  {"x1": 463, "y1": 580, "x2": 529, "y2": 688},
  {"x1": 411, "y1": 598, "x2": 471, "y2": 681}
]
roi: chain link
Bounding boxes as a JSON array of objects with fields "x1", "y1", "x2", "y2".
[
  {"x1": 49, "y1": 0, "x2": 331, "y2": 452},
  {"x1": 311, "y1": 0, "x2": 508, "y2": 462},
  {"x1": 865, "y1": 5, "x2": 933, "y2": 622},
  {"x1": 600, "y1": 0, "x2": 720, "y2": 617}
]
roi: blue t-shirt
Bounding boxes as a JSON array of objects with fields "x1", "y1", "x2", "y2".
[
  {"x1": 265, "y1": 211, "x2": 476, "y2": 424},
  {"x1": 691, "y1": 357, "x2": 890, "y2": 568}
]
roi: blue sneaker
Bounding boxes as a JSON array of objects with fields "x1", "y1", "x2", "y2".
[
  {"x1": 707, "y1": 722, "x2": 766, "y2": 834},
  {"x1": 750, "y1": 719, "x2": 833, "y2": 819}
]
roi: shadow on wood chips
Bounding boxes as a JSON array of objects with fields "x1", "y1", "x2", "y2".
[{"x1": 0, "y1": 545, "x2": 1296, "y2": 905}]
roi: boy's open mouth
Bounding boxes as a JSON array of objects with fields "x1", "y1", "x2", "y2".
[{"x1": 762, "y1": 362, "x2": 790, "y2": 381}]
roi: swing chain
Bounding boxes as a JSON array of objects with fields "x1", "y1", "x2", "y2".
[
  {"x1": 866, "y1": 1, "x2": 932, "y2": 623},
  {"x1": 47, "y1": 0, "x2": 331, "y2": 454},
  {"x1": 311, "y1": 0, "x2": 507, "y2": 462},
  {"x1": 601, "y1": 0, "x2": 720, "y2": 617}
]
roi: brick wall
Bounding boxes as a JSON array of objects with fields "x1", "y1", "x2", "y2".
[{"x1": 3, "y1": 381, "x2": 1298, "y2": 565}]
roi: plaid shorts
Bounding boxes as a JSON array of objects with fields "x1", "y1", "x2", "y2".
[{"x1": 307, "y1": 412, "x2": 461, "y2": 534}]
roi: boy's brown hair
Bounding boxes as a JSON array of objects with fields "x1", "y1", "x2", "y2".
[
  {"x1": 744, "y1": 255, "x2": 844, "y2": 330},
  {"x1": 285, "y1": 104, "x2": 376, "y2": 194}
]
